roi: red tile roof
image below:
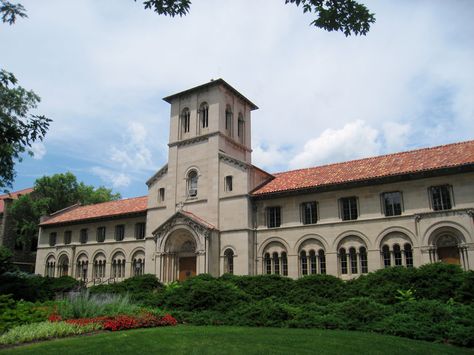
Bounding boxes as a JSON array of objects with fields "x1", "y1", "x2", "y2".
[
  {"x1": 181, "y1": 210, "x2": 216, "y2": 230},
  {"x1": 252, "y1": 140, "x2": 474, "y2": 196},
  {"x1": 0, "y1": 188, "x2": 34, "y2": 214},
  {"x1": 40, "y1": 196, "x2": 148, "y2": 226}
]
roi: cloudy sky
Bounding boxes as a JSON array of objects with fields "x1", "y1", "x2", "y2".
[{"x1": 1, "y1": 0, "x2": 473, "y2": 198}]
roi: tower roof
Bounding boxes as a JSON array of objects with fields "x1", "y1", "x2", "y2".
[{"x1": 163, "y1": 78, "x2": 258, "y2": 110}]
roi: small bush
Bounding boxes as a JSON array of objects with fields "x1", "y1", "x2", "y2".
[
  {"x1": 288, "y1": 274, "x2": 346, "y2": 304},
  {"x1": 413, "y1": 263, "x2": 464, "y2": 302},
  {"x1": 57, "y1": 291, "x2": 140, "y2": 319},
  {"x1": 0, "y1": 294, "x2": 49, "y2": 334},
  {"x1": 220, "y1": 274, "x2": 294, "y2": 301},
  {"x1": 0, "y1": 321, "x2": 100, "y2": 345},
  {"x1": 228, "y1": 298, "x2": 298, "y2": 327}
]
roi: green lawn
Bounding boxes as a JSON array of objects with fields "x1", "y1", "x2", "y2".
[{"x1": 1, "y1": 326, "x2": 472, "y2": 355}]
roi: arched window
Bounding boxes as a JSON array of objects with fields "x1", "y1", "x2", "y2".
[
  {"x1": 349, "y1": 247, "x2": 358, "y2": 274},
  {"x1": 281, "y1": 252, "x2": 288, "y2": 276},
  {"x1": 187, "y1": 170, "x2": 198, "y2": 197},
  {"x1": 200, "y1": 102, "x2": 209, "y2": 129},
  {"x1": 309, "y1": 250, "x2": 317, "y2": 274},
  {"x1": 181, "y1": 108, "x2": 190, "y2": 134},
  {"x1": 225, "y1": 105, "x2": 233, "y2": 135},
  {"x1": 264, "y1": 253, "x2": 271, "y2": 274},
  {"x1": 237, "y1": 113, "x2": 244, "y2": 144},
  {"x1": 111, "y1": 252, "x2": 126, "y2": 279},
  {"x1": 273, "y1": 252, "x2": 280, "y2": 275},
  {"x1": 339, "y1": 248, "x2": 347, "y2": 274},
  {"x1": 58, "y1": 255, "x2": 69, "y2": 277},
  {"x1": 224, "y1": 249, "x2": 234, "y2": 274},
  {"x1": 93, "y1": 253, "x2": 106, "y2": 280},
  {"x1": 46, "y1": 256, "x2": 55, "y2": 278},
  {"x1": 382, "y1": 245, "x2": 391, "y2": 268},
  {"x1": 318, "y1": 250, "x2": 326, "y2": 274},
  {"x1": 393, "y1": 244, "x2": 402, "y2": 266},
  {"x1": 404, "y1": 243, "x2": 413, "y2": 267},
  {"x1": 132, "y1": 251, "x2": 145, "y2": 276},
  {"x1": 359, "y1": 247, "x2": 368, "y2": 274},
  {"x1": 300, "y1": 251, "x2": 308, "y2": 276},
  {"x1": 76, "y1": 254, "x2": 88, "y2": 281}
]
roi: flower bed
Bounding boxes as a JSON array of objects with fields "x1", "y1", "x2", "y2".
[{"x1": 48, "y1": 312, "x2": 177, "y2": 331}]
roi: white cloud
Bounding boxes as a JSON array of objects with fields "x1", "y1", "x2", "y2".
[
  {"x1": 382, "y1": 122, "x2": 411, "y2": 152},
  {"x1": 109, "y1": 122, "x2": 155, "y2": 171},
  {"x1": 289, "y1": 120, "x2": 381, "y2": 170},
  {"x1": 30, "y1": 142, "x2": 46, "y2": 160},
  {"x1": 91, "y1": 167, "x2": 131, "y2": 188},
  {"x1": 252, "y1": 144, "x2": 288, "y2": 170}
]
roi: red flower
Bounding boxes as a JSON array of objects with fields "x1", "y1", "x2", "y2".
[{"x1": 48, "y1": 314, "x2": 62, "y2": 322}]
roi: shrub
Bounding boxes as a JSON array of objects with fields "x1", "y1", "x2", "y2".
[
  {"x1": 220, "y1": 274, "x2": 294, "y2": 301},
  {"x1": 160, "y1": 275, "x2": 249, "y2": 312},
  {"x1": 228, "y1": 298, "x2": 298, "y2": 327},
  {"x1": 455, "y1": 270, "x2": 474, "y2": 304},
  {"x1": 413, "y1": 263, "x2": 464, "y2": 302},
  {"x1": 57, "y1": 291, "x2": 140, "y2": 319},
  {"x1": 0, "y1": 294, "x2": 49, "y2": 334},
  {"x1": 347, "y1": 267, "x2": 418, "y2": 304},
  {"x1": 0, "y1": 321, "x2": 100, "y2": 345},
  {"x1": 288, "y1": 274, "x2": 346, "y2": 304}
]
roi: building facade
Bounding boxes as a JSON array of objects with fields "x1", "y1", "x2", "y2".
[{"x1": 35, "y1": 79, "x2": 474, "y2": 284}]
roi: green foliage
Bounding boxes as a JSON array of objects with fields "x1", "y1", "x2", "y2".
[
  {"x1": 395, "y1": 289, "x2": 416, "y2": 303},
  {"x1": 220, "y1": 274, "x2": 294, "y2": 301},
  {"x1": 9, "y1": 172, "x2": 120, "y2": 245},
  {"x1": 0, "y1": 246, "x2": 15, "y2": 274},
  {"x1": 0, "y1": 69, "x2": 51, "y2": 190},
  {"x1": 455, "y1": 271, "x2": 474, "y2": 304},
  {"x1": 159, "y1": 274, "x2": 249, "y2": 312},
  {"x1": 57, "y1": 291, "x2": 139, "y2": 319},
  {"x1": 138, "y1": 0, "x2": 191, "y2": 17},
  {"x1": 0, "y1": 272, "x2": 79, "y2": 302},
  {"x1": 413, "y1": 263, "x2": 464, "y2": 302},
  {"x1": 0, "y1": 320, "x2": 100, "y2": 345},
  {"x1": 0, "y1": 294, "x2": 49, "y2": 334},
  {"x1": 229, "y1": 298, "x2": 298, "y2": 327},
  {"x1": 288, "y1": 274, "x2": 346, "y2": 304},
  {"x1": 0, "y1": 0, "x2": 27, "y2": 25}
]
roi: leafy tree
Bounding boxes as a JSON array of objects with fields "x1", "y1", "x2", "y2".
[
  {"x1": 0, "y1": 246, "x2": 15, "y2": 274},
  {"x1": 9, "y1": 172, "x2": 121, "y2": 245},
  {"x1": 1, "y1": 2, "x2": 50, "y2": 191},
  {"x1": 136, "y1": 0, "x2": 375, "y2": 36}
]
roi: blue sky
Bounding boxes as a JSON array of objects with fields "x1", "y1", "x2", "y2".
[{"x1": 1, "y1": 0, "x2": 473, "y2": 198}]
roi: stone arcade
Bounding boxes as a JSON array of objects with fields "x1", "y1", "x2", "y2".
[{"x1": 35, "y1": 79, "x2": 474, "y2": 283}]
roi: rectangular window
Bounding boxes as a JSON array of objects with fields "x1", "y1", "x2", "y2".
[
  {"x1": 430, "y1": 185, "x2": 452, "y2": 211},
  {"x1": 225, "y1": 176, "x2": 233, "y2": 192},
  {"x1": 49, "y1": 232, "x2": 57, "y2": 247},
  {"x1": 301, "y1": 201, "x2": 317, "y2": 224},
  {"x1": 159, "y1": 188, "x2": 165, "y2": 202},
  {"x1": 135, "y1": 222, "x2": 146, "y2": 240},
  {"x1": 340, "y1": 197, "x2": 358, "y2": 221},
  {"x1": 115, "y1": 225, "x2": 125, "y2": 241},
  {"x1": 382, "y1": 191, "x2": 403, "y2": 216},
  {"x1": 64, "y1": 231, "x2": 72, "y2": 245},
  {"x1": 80, "y1": 229, "x2": 88, "y2": 244},
  {"x1": 266, "y1": 207, "x2": 281, "y2": 228},
  {"x1": 96, "y1": 227, "x2": 106, "y2": 243}
]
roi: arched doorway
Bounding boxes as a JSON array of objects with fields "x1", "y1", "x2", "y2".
[
  {"x1": 163, "y1": 229, "x2": 197, "y2": 282},
  {"x1": 436, "y1": 235, "x2": 460, "y2": 265},
  {"x1": 58, "y1": 255, "x2": 69, "y2": 277}
]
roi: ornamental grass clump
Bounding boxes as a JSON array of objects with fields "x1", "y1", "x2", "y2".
[
  {"x1": 57, "y1": 291, "x2": 139, "y2": 319},
  {"x1": 0, "y1": 321, "x2": 100, "y2": 345}
]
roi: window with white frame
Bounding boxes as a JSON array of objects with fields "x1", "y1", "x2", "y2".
[
  {"x1": 200, "y1": 102, "x2": 209, "y2": 129},
  {"x1": 187, "y1": 170, "x2": 198, "y2": 197},
  {"x1": 181, "y1": 108, "x2": 190, "y2": 134},
  {"x1": 266, "y1": 206, "x2": 281, "y2": 228},
  {"x1": 225, "y1": 175, "x2": 233, "y2": 192},
  {"x1": 237, "y1": 113, "x2": 244, "y2": 144},
  {"x1": 340, "y1": 197, "x2": 358, "y2": 221},
  {"x1": 96, "y1": 227, "x2": 106, "y2": 243},
  {"x1": 382, "y1": 191, "x2": 403, "y2": 216},
  {"x1": 301, "y1": 201, "x2": 317, "y2": 224},
  {"x1": 430, "y1": 185, "x2": 452, "y2": 211}
]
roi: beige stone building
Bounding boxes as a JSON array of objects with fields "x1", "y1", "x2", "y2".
[{"x1": 35, "y1": 79, "x2": 474, "y2": 284}]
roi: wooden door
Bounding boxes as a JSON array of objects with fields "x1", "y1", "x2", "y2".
[
  {"x1": 438, "y1": 247, "x2": 460, "y2": 265},
  {"x1": 179, "y1": 257, "x2": 196, "y2": 281}
]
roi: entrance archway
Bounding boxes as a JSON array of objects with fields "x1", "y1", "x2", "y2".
[
  {"x1": 436, "y1": 235, "x2": 460, "y2": 265},
  {"x1": 163, "y1": 229, "x2": 197, "y2": 282}
]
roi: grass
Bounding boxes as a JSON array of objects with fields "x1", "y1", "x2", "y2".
[{"x1": 1, "y1": 326, "x2": 472, "y2": 355}]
